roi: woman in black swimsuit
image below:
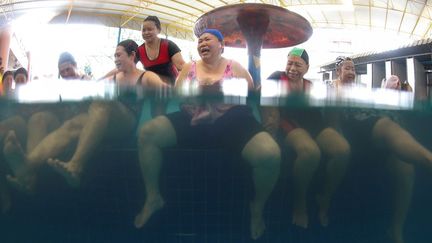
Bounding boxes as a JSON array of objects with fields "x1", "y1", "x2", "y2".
[
  {"x1": 3, "y1": 40, "x2": 165, "y2": 191},
  {"x1": 334, "y1": 56, "x2": 432, "y2": 243}
]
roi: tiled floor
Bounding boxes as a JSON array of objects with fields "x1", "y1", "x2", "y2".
[{"x1": 1, "y1": 144, "x2": 432, "y2": 243}]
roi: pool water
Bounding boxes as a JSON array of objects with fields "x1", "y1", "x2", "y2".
[{"x1": 0, "y1": 98, "x2": 431, "y2": 243}]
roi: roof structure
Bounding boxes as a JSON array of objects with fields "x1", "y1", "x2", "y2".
[
  {"x1": 1, "y1": 0, "x2": 432, "y2": 79},
  {"x1": 1, "y1": 0, "x2": 432, "y2": 40},
  {"x1": 320, "y1": 37, "x2": 432, "y2": 71}
]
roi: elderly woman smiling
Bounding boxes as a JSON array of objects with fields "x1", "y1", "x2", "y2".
[{"x1": 333, "y1": 56, "x2": 432, "y2": 243}]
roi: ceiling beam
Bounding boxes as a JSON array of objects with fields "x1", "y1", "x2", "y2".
[
  {"x1": 422, "y1": 21, "x2": 432, "y2": 38},
  {"x1": 314, "y1": 0, "x2": 330, "y2": 25},
  {"x1": 291, "y1": 0, "x2": 317, "y2": 26},
  {"x1": 384, "y1": 0, "x2": 389, "y2": 29},
  {"x1": 169, "y1": 0, "x2": 205, "y2": 13},
  {"x1": 2, "y1": 0, "x2": 204, "y2": 17},
  {"x1": 369, "y1": 0, "x2": 372, "y2": 30},
  {"x1": 217, "y1": 0, "x2": 228, "y2": 4},
  {"x1": 397, "y1": 0, "x2": 409, "y2": 33},
  {"x1": 354, "y1": 0, "x2": 358, "y2": 27},
  {"x1": 351, "y1": 2, "x2": 425, "y2": 14},
  {"x1": 278, "y1": 0, "x2": 286, "y2": 7},
  {"x1": 2, "y1": 0, "x2": 432, "y2": 40},
  {"x1": 426, "y1": 6, "x2": 432, "y2": 19},
  {"x1": 65, "y1": 0, "x2": 74, "y2": 24},
  {"x1": 4, "y1": 0, "x2": 431, "y2": 17},
  {"x1": 409, "y1": 1, "x2": 427, "y2": 37},
  {"x1": 1, "y1": 4, "x2": 197, "y2": 26},
  {"x1": 194, "y1": 0, "x2": 215, "y2": 8},
  {"x1": 51, "y1": 11, "x2": 195, "y2": 40},
  {"x1": 0, "y1": 0, "x2": 15, "y2": 23},
  {"x1": 120, "y1": 0, "x2": 155, "y2": 27},
  {"x1": 307, "y1": 20, "x2": 423, "y2": 37}
]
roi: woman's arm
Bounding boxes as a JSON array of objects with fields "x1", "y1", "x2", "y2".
[
  {"x1": 231, "y1": 60, "x2": 254, "y2": 91},
  {"x1": 171, "y1": 52, "x2": 185, "y2": 72},
  {"x1": 143, "y1": 71, "x2": 169, "y2": 88},
  {"x1": 99, "y1": 68, "x2": 119, "y2": 80},
  {"x1": 260, "y1": 106, "x2": 280, "y2": 138},
  {"x1": 174, "y1": 62, "x2": 192, "y2": 88},
  {"x1": 167, "y1": 39, "x2": 185, "y2": 72}
]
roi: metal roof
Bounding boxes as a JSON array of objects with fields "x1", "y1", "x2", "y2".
[
  {"x1": 319, "y1": 37, "x2": 432, "y2": 70},
  {"x1": 1, "y1": 0, "x2": 432, "y2": 40}
]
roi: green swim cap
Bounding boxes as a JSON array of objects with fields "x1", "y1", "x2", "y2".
[{"x1": 289, "y1": 47, "x2": 309, "y2": 65}]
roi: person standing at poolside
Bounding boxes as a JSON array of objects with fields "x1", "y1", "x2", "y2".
[{"x1": 103, "y1": 16, "x2": 185, "y2": 116}]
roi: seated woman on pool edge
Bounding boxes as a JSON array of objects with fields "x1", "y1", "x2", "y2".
[
  {"x1": 3, "y1": 40, "x2": 165, "y2": 191},
  {"x1": 134, "y1": 29, "x2": 281, "y2": 240},
  {"x1": 264, "y1": 48, "x2": 350, "y2": 228},
  {"x1": 333, "y1": 56, "x2": 432, "y2": 243},
  {"x1": 45, "y1": 39, "x2": 167, "y2": 187}
]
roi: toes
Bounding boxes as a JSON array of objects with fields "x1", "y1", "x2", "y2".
[
  {"x1": 48, "y1": 160, "x2": 70, "y2": 175},
  {"x1": 0, "y1": 192, "x2": 11, "y2": 214},
  {"x1": 5, "y1": 130, "x2": 16, "y2": 141},
  {"x1": 251, "y1": 221, "x2": 265, "y2": 240},
  {"x1": 6, "y1": 175, "x2": 21, "y2": 189},
  {"x1": 47, "y1": 158, "x2": 62, "y2": 168},
  {"x1": 134, "y1": 214, "x2": 144, "y2": 228},
  {"x1": 6, "y1": 175, "x2": 32, "y2": 193},
  {"x1": 47, "y1": 160, "x2": 80, "y2": 188}
]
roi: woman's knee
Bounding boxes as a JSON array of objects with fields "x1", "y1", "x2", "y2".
[
  {"x1": 329, "y1": 139, "x2": 351, "y2": 162},
  {"x1": 7, "y1": 115, "x2": 26, "y2": 131},
  {"x1": 294, "y1": 141, "x2": 321, "y2": 164},
  {"x1": 88, "y1": 101, "x2": 111, "y2": 116},
  {"x1": 138, "y1": 116, "x2": 175, "y2": 146},
  {"x1": 61, "y1": 116, "x2": 87, "y2": 136},
  {"x1": 373, "y1": 117, "x2": 410, "y2": 147},
  {"x1": 9, "y1": 115, "x2": 26, "y2": 126},
  {"x1": 28, "y1": 111, "x2": 59, "y2": 129},
  {"x1": 373, "y1": 117, "x2": 400, "y2": 136},
  {"x1": 317, "y1": 131, "x2": 350, "y2": 169},
  {"x1": 139, "y1": 122, "x2": 157, "y2": 144},
  {"x1": 285, "y1": 129, "x2": 321, "y2": 163},
  {"x1": 392, "y1": 159, "x2": 415, "y2": 177},
  {"x1": 244, "y1": 132, "x2": 281, "y2": 168}
]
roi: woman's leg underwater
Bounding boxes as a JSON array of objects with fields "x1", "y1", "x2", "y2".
[
  {"x1": 242, "y1": 131, "x2": 281, "y2": 239},
  {"x1": 285, "y1": 128, "x2": 321, "y2": 228},
  {"x1": 134, "y1": 116, "x2": 177, "y2": 228},
  {"x1": 315, "y1": 127, "x2": 350, "y2": 227}
]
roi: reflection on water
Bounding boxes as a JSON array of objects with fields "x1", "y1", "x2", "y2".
[
  {"x1": 6, "y1": 79, "x2": 421, "y2": 109},
  {"x1": 0, "y1": 82, "x2": 431, "y2": 243},
  {"x1": 261, "y1": 79, "x2": 416, "y2": 110}
]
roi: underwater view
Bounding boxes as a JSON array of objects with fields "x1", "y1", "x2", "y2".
[
  {"x1": 0, "y1": 2, "x2": 432, "y2": 243},
  {"x1": 0, "y1": 82, "x2": 431, "y2": 243}
]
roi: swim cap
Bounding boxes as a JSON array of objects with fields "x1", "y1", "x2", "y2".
[
  {"x1": 289, "y1": 47, "x2": 309, "y2": 65},
  {"x1": 201, "y1": 29, "x2": 224, "y2": 42}
]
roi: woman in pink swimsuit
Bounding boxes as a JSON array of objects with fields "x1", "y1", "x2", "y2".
[{"x1": 134, "y1": 29, "x2": 281, "y2": 240}]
